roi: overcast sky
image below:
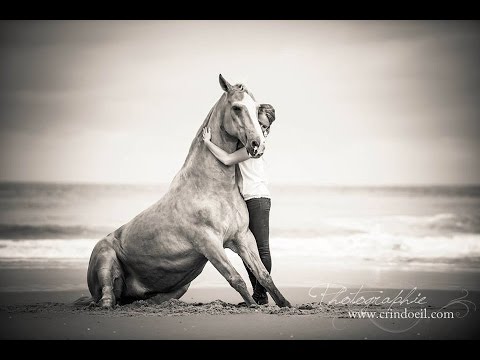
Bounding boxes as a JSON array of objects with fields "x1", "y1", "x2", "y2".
[{"x1": 1, "y1": 20, "x2": 479, "y2": 185}]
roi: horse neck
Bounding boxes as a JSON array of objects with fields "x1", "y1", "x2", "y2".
[{"x1": 181, "y1": 95, "x2": 239, "y2": 188}]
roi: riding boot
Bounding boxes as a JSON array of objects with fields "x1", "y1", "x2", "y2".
[{"x1": 252, "y1": 282, "x2": 268, "y2": 305}]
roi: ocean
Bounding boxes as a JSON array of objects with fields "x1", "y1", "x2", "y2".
[{"x1": 1, "y1": 182, "x2": 479, "y2": 289}]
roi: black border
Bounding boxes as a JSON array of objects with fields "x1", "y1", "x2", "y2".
[{"x1": 2, "y1": 2, "x2": 480, "y2": 20}]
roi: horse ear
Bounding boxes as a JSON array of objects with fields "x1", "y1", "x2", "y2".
[{"x1": 219, "y1": 74, "x2": 232, "y2": 92}]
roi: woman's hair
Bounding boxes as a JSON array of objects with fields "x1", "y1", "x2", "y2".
[{"x1": 259, "y1": 104, "x2": 275, "y2": 125}]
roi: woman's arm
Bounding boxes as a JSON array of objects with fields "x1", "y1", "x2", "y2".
[{"x1": 202, "y1": 127, "x2": 250, "y2": 166}]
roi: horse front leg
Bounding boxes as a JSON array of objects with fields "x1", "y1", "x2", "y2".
[
  {"x1": 227, "y1": 231, "x2": 292, "y2": 308},
  {"x1": 196, "y1": 232, "x2": 257, "y2": 306}
]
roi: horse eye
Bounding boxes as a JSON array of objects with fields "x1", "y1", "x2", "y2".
[{"x1": 232, "y1": 106, "x2": 241, "y2": 112}]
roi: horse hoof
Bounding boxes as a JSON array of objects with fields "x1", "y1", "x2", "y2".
[{"x1": 280, "y1": 300, "x2": 292, "y2": 308}]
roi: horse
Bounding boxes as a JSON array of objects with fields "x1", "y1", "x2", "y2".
[{"x1": 82, "y1": 74, "x2": 291, "y2": 308}]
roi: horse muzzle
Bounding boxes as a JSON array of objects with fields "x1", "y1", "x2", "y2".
[{"x1": 246, "y1": 140, "x2": 265, "y2": 158}]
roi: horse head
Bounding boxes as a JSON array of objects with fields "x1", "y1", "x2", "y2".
[{"x1": 219, "y1": 74, "x2": 265, "y2": 158}]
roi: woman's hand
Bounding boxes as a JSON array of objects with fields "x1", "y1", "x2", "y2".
[{"x1": 202, "y1": 127, "x2": 212, "y2": 142}]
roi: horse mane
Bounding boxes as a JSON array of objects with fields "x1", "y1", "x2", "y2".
[{"x1": 194, "y1": 93, "x2": 226, "y2": 139}]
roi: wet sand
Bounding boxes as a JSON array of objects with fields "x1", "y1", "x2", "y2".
[{"x1": 1, "y1": 284, "x2": 479, "y2": 339}]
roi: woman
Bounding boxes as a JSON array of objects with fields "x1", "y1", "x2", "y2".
[{"x1": 202, "y1": 104, "x2": 275, "y2": 305}]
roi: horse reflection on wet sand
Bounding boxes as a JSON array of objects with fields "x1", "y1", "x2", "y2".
[{"x1": 82, "y1": 75, "x2": 291, "y2": 308}]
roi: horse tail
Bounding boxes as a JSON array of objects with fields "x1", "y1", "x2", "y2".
[{"x1": 72, "y1": 295, "x2": 95, "y2": 307}]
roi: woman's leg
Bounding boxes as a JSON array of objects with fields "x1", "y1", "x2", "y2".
[{"x1": 243, "y1": 197, "x2": 271, "y2": 300}]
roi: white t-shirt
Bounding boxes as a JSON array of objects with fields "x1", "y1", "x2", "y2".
[{"x1": 237, "y1": 155, "x2": 271, "y2": 201}]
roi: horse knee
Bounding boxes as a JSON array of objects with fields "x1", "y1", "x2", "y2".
[
  {"x1": 256, "y1": 271, "x2": 273, "y2": 288},
  {"x1": 227, "y1": 274, "x2": 247, "y2": 291}
]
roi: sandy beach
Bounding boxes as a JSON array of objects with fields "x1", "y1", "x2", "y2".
[{"x1": 1, "y1": 268, "x2": 479, "y2": 340}]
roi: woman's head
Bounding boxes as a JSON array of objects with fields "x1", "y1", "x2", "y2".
[{"x1": 258, "y1": 104, "x2": 275, "y2": 137}]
